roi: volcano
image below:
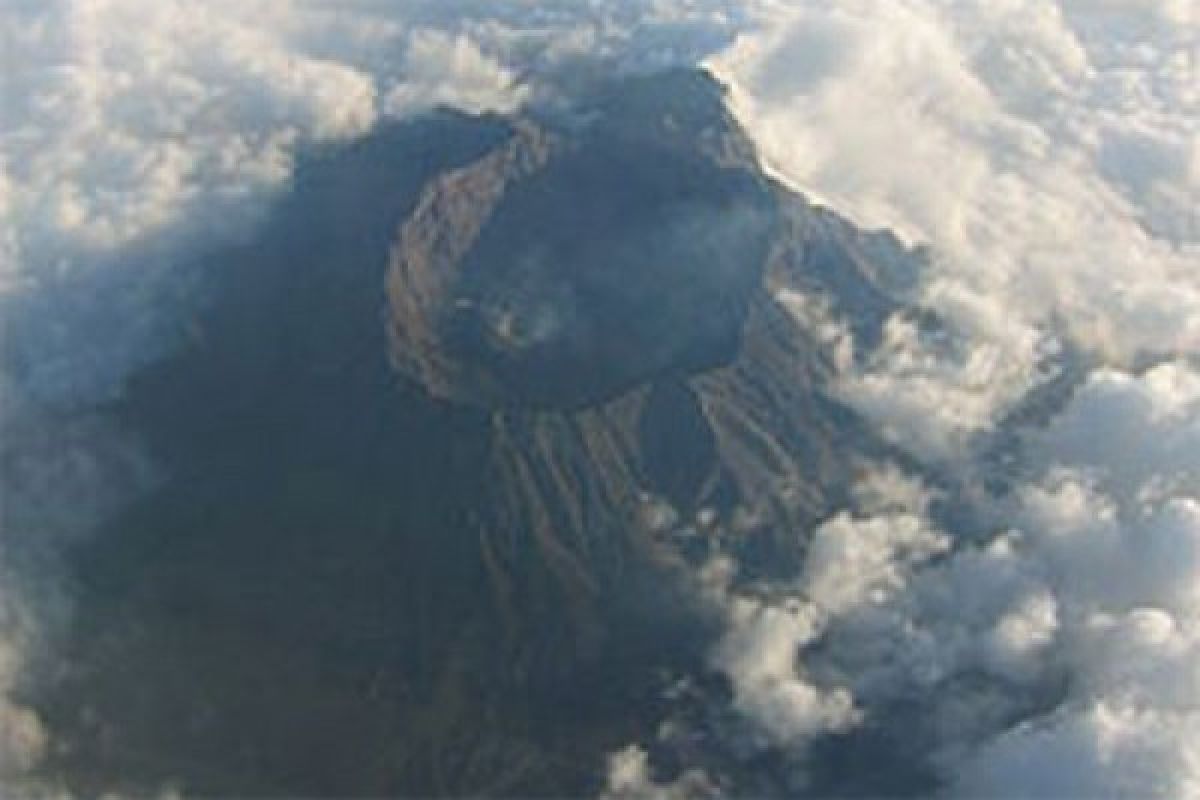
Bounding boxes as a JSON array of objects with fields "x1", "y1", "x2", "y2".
[{"x1": 35, "y1": 69, "x2": 920, "y2": 797}]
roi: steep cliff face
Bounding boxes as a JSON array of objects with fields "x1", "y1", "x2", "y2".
[{"x1": 38, "y1": 70, "x2": 918, "y2": 797}]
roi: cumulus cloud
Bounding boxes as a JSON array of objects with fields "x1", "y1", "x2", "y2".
[
  {"x1": 642, "y1": 362, "x2": 1200, "y2": 797},
  {"x1": 679, "y1": 26, "x2": 1198, "y2": 792},
  {"x1": 709, "y1": 587, "x2": 860, "y2": 746},
  {"x1": 944, "y1": 365, "x2": 1200, "y2": 796},
  {"x1": 1, "y1": 0, "x2": 376, "y2": 282},
  {"x1": 601, "y1": 744, "x2": 719, "y2": 799},
  {"x1": 711, "y1": 0, "x2": 1200, "y2": 458},
  {"x1": 1029, "y1": 363, "x2": 1200, "y2": 504},
  {"x1": 382, "y1": 30, "x2": 526, "y2": 118},
  {"x1": 953, "y1": 703, "x2": 1200, "y2": 800}
]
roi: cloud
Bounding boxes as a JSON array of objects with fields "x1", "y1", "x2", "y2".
[
  {"x1": 1, "y1": 0, "x2": 376, "y2": 280},
  {"x1": 1028, "y1": 363, "x2": 1200, "y2": 504},
  {"x1": 0, "y1": 584, "x2": 47, "y2": 781},
  {"x1": 643, "y1": 361, "x2": 1200, "y2": 796},
  {"x1": 917, "y1": 365, "x2": 1200, "y2": 797},
  {"x1": 710, "y1": 0, "x2": 1200, "y2": 459},
  {"x1": 382, "y1": 30, "x2": 526, "y2": 118},
  {"x1": 691, "y1": 32, "x2": 1198, "y2": 791},
  {"x1": 601, "y1": 745, "x2": 719, "y2": 799},
  {"x1": 709, "y1": 588, "x2": 860, "y2": 746},
  {"x1": 952, "y1": 702, "x2": 1200, "y2": 800}
]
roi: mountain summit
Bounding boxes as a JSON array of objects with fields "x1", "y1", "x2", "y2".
[{"x1": 388, "y1": 70, "x2": 773, "y2": 409}]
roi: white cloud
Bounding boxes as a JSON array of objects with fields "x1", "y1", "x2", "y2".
[
  {"x1": 697, "y1": 27, "x2": 1199, "y2": 790},
  {"x1": 710, "y1": 592, "x2": 860, "y2": 746},
  {"x1": 953, "y1": 703, "x2": 1200, "y2": 800},
  {"x1": 383, "y1": 30, "x2": 526, "y2": 118},
  {"x1": 624, "y1": 358, "x2": 1200, "y2": 796},
  {"x1": 710, "y1": 0, "x2": 1200, "y2": 459},
  {"x1": 601, "y1": 744, "x2": 719, "y2": 799},
  {"x1": 834, "y1": 308, "x2": 1049, "y2": 461},
  {"x1": 1, "y1": 0, "x2": 381, "y2": 279},
  {"x1": 1029, "y1": 363, "x2": 1200, "y2": 504},
  {"x1": 802, "y1": 510, "x2": 949, "y2": 617},
  {"x1": 943, "y1": 366, "x2": 1200, "y2": 796},
  {"x1": 0, "y1": 592, "x2": 46, "y2": 781}
]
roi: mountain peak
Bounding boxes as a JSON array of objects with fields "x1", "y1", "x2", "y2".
[{"x1": 387, "y1": 69, "x2": 774, "y2": 409}]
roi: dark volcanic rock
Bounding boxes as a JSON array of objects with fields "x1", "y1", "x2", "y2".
[{"x1": 37, "y1": 69, "x2": 920, "y2": 798}]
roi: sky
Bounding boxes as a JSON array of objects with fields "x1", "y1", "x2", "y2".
[{"x1": 1, "y1": 0, "x2": 1197, "y2": 795}]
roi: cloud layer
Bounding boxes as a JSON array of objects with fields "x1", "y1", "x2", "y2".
[
  {"x1": 624, "y1": 366, "x2": 1200, "y2": 796},
  {"x1": 614, "y1": 1, "x2": 1198, "y2": 796},
  {"x1": 712, "y1": 0, "x2": 1199, "y2": 460}
]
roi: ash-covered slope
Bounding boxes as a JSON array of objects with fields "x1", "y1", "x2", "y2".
[{"x1": 36, "y1": 69, "x2": 919, "y2": 797}]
